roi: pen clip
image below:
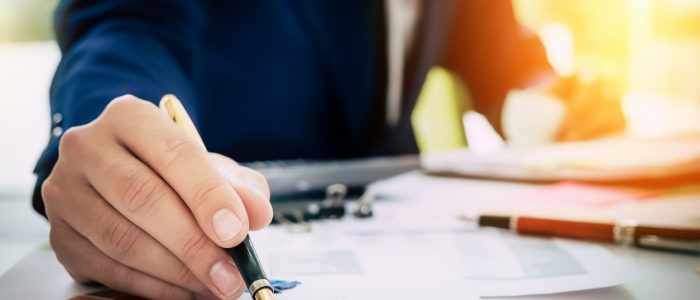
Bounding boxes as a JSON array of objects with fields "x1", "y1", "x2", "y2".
[{"x1": 637, "y1": 235, "x2": 700, "y2": 255}]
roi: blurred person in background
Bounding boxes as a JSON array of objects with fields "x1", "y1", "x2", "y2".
[{"x1": 35, "y1": 0, "x2": 624, "y2": 299}]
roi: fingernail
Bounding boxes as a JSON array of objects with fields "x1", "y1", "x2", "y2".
[
  {"x1": 212, "y1": 208, "x2": 242, "y2": 242},
  {"x1": 209, "y1": 261, "x2": 242, "y2": 298}
]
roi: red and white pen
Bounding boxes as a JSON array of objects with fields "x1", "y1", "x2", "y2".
[{"x1": 462, "y1": 214, "x2": 700, "y2": 255}]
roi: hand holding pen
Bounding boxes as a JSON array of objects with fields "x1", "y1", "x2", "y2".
[{"x1": 42, "y1": 94, "x2": 273, "y2": 299}]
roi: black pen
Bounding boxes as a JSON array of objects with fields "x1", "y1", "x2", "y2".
[{"x1": 160, "y1": 95, "x2": 274, "y2": 300}]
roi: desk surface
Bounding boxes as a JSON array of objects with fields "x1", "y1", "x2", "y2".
[{"x1": 1, "y1": 175, "x2": 699, "y2": 300}]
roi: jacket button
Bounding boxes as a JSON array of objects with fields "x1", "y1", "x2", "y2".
[
  {"x1": 52, "y1": 113, "x2": 63, "y2": 125},
  {"x1": 52, "y1": 126, "x2": 63, "y2": 137}
]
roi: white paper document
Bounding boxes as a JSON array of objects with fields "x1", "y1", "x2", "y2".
[
  {"x1": 1, "y1": 222, "x2": 629, "y2": 300},
  {"x1": 243, "y1": 217, "x2": 631, "y2": 299}
]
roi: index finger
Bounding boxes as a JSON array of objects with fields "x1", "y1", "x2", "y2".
[{"x1": 102, "y1": 96, "x2": 253, "y2": 248}]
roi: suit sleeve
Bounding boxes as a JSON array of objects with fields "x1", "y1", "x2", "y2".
[
  {"x1": 33, "y1": 0, "x2": 207, "y2": 217},
  {"x1": 441, "y1": 0, "x2": 552, "y2": 135}
]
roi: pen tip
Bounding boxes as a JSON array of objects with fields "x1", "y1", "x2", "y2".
[{"x1": 254, "y1": 288, "x2": 275, "y2": 300}]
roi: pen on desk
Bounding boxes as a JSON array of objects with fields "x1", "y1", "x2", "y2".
[
  {"x1": 462, "y1": 214, "x2": 700, "y2": 255},
  {"x1": 160, "y1": 95, "x2": 275, "y2": 300}
]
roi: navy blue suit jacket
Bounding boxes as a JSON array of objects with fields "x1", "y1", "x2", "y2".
[{"x1": 34, "y1": 0, "x2": 550, "y2": 215}]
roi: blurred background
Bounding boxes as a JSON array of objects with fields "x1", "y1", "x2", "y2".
[
  {"x1": 0, "y1": 0, "x2": 59, "y2": 196},
  {"x1": 1, "y1": 0, "x2": 700, "y2": 195},
  {"x1": 513, "y1": 0, "x2": 700, "y2": 138}
]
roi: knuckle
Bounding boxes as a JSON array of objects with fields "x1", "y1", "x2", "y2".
[
  {"x1": 105, "y1": 220, "x2": 142, "y2": 262},
  {"x1": 246, "y1": 168, "x2": 266, "y2": 182},
  {"x1": 178, "y1": 231, "x2": 210, "y2": 262},
  {"x1": 103, "y1": 95, "x2": 156, "y2": 121},
  {"x1": 58, "y1": 126, "x2": 87, "y2": 156},
  {"x1": 106, "y1": 95, "x2": 146, "y2": 112},
  {"x1": 175, "y1": 263, "x2": 197, "y2": 286},
  {"x1": 41, "y1": 167, "x2": 76, "y2": 216},
  {"x1": 175, "y1": 264, "x2": 191, "y2": 283},
  {"x1": 113, "y1": 94, "x2": 139, "y2": 102},
  {"x1": 116, "y1": 167, "x2": 163, "y2": 217},
  {"x1": 108, "y1": 263, "x2": 135, "y2": 290},
  {"x1": 244, "y1": 167, "x2": 269, "y2": 188},
  {"x1": 41, "y1": 178, "x2": 59, "y2": 204},
  {"x1": 239, "y1": 166, "x2": 269, "y2": 191},
  {"x1": 161, "y1": 136, "x2": 200, "y2": 171},
  {"x1": 158, "y1": 283, "x2": 188, "y2": 300},
  {"x1": 191, "y1": 180, "x2": 224, "y2": 208}
]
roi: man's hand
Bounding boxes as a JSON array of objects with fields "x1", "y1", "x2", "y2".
[
  {"x1": 548, "y1": 75, "x2": 627, "y2": 142},
  {"x1": 42, "y1": 95, "x2": 273, "y2": 300}
]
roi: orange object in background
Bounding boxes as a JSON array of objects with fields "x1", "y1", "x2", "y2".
[
  {"x1": 516, "y1": 217, "x2": 616, "y2": 241},
  {"x1": 472, "y1": 214, "x2": 700, "y2": 254}
]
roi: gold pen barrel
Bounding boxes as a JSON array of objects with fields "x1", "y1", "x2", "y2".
[
  {"x1": 254, "y1": 288, "x2": 275, "y2": 300},
  {"x1": 159, "y1": 94, "x2": 206, "y2": 150}
]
